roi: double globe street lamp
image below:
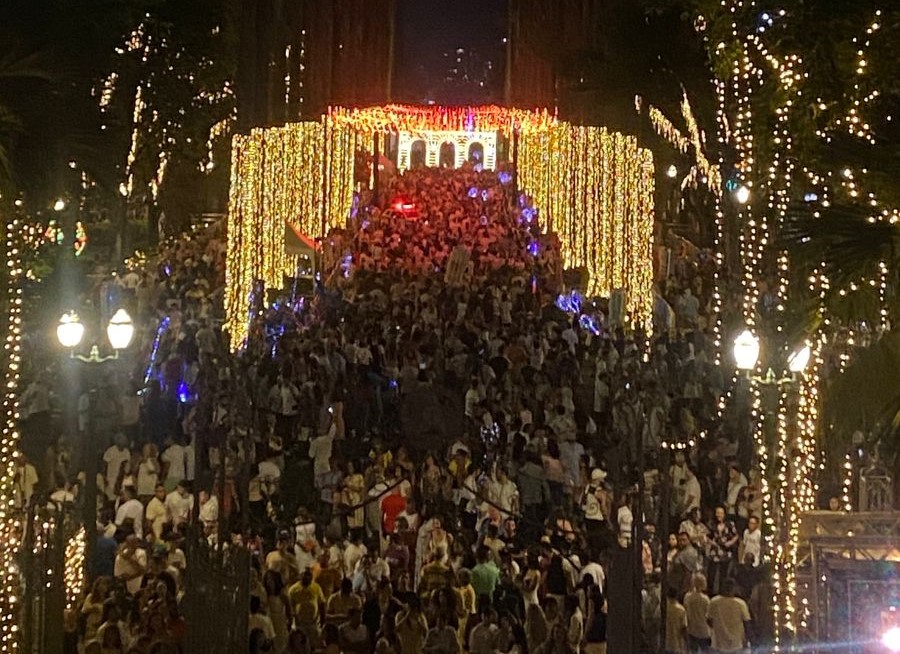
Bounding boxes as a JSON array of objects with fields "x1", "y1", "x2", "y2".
[
  {"x1": 57, "y1": 308, "x2": 135, "y2": 358},
  {"x1": 733, "y1": 328, "x2": 810, "y2": 379},
  {"x1": 56, "y1": 308, "x2": 134, "y2": 580}
]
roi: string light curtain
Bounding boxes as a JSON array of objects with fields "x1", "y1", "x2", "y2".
[
  {"x1": 226, "y1": 119, "x2": 356, "y2": 349},
  {"x1": 226, "y1": 105, "x2": 655, "y2": 347},
  {"x1": 518, "y1": 124, "x2": 655, "y2": 327},
  {"x1": 0, "y1": 215, "x2": 23, "y2": 653}
]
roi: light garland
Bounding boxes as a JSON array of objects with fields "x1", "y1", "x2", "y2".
[
  {"x1": 518, "y1": 124, "x2": 655, "y2": 328},
  {"x1": 328, "y1": 104, "x2": 557, "y2": 135},
  {"x1": 1, "y1": 214, "x2": 23, "y2": 653},
  {"x1": 791, "y1": 337, "x2": 823, "y2": 633},
  {"x1": 649, "y1": 106, "x2": 689, "y2": 153},
  {"x1": 226, "y1": 119, "x2": 356, "y2": 349},
  {"x1": 64, "y1": 528, "x2": 85, "y2": 611},
  {"x1": 200, "y1": 116, "x2": 235, "y2": 173}
]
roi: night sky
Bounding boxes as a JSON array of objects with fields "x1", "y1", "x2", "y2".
[{"x1": 396, "y1": 0, "x2": 509, "y2": 103}]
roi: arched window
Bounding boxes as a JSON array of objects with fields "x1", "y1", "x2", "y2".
[
  {"x1": 468, "y1": 141, "x2": 484, "y2": 164},
  {"x1": 439, "y1": 142, "x2": 456, "y2": 168},
  {"x1": 410, "y1": 140, "x2": 427, "y2": 169}
]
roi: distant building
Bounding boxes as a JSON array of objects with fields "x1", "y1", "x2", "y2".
[
  {"x1": 506, "y1": 0, "x2": 606, "y2": 120},
  {"x1": 235, "y1": 0, "x2": 639, "y2": 129},
  {"x1": 236, "y1": 0, "x2": 396, "y2": 128}
]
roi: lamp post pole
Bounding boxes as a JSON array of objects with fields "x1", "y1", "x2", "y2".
[
  {"x1": 733, "y1": 329, "x2": 810, "y2": 649},
  {"x1": 57, "y1": 310, "x2": 134, "y2": 581}
]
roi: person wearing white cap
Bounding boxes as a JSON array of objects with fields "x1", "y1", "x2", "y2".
[{"x1": 582, "y1": 468, "x2": 610, "y2": 554}]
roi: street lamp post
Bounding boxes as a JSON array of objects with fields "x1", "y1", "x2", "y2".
[
  {"x1": 732, "y1": 328, "x2": 810, "y2": 648},
  {"x1": 56, "y1": 309, "x2": 134, "y2": 581}
]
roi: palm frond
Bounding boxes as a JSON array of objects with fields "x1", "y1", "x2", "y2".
[
  {"x1": 781, "y1": 201, "x2": 900, "y2": 291},
  {"x1": 0, "y1": 104, "x2": 23, "y2": 186},
  {"x1": 822, "y1": 330, "x2": 900, "y2": 445}
]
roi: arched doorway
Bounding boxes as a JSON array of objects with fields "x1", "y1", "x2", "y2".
[
  {"x1": 439, "y1": 142, "x2": 456, "y2": 168},
  {"x1": 410, "y1": 140, "x2": 426, "y2": 169},
  {"x1": 468, "y1": 142, "x2": 484, "y2": 165}
]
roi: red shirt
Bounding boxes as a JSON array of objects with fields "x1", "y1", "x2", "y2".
[{"x1": 381, "y1": 493, "x2": 406, "y2": 534}]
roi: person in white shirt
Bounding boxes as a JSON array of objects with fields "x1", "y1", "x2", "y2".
[
  {"x1": 48, "y1": 478, "x2": 76, "y2": 508},
  {"x1": 183, "y1": 437, "x2": 196, "y2": 482},
  {"x1": 309, "y1": 426, "x2": 335, "y2": 483},
  {"x1": 580, "y1": 558, "x2": 606, "y2": 593},
  {"x1": 617, "y1": 494, "x2": 634, "y2": 547},
  {"x1": 103, "y1": 435, "x2": 131, "y2": 500},
  {"x1": 160, "y1": 437, "x2": 186, "y2": 488},
  {"x1": 115, "y1": 486, "x2": 145, "y2": 538},
  {"x1": 684, "y1": 573, "x2": 712, "y2": 652},
  {"x1": 145, "y1": 484, "x2": 168, "y2": 539},
  {"x1": 198, "y1": 489, "x2": 219, "y2": 532},
  {"x1": 248, "y1": 595, "x2": 275, "y2": 644},
  {"x1": 707, "y1": 579, "x2": 750, "y2": 653},
  {"x1": 114, "y1": 535, "x2": 147, "y2": 595},
  {"x1": 343, "y1": 533, "x2": 368, "y2": 577},
  {"x1": 682, "y1": 469, "x2": 702, "y2": 516},
  {"x1": 488, "y1": 466, "x2": 519, "y2": 520},
  {"x1": 739, "y1": 515, "x2": 762, "y2": 567},
  {"x1": 136, "y1": 444, "x2": 159, "y2": 500},
  {"x1": 165, "y1": 482, "x2": 194, "y2": 527}
]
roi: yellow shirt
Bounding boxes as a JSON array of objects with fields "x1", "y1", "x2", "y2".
[{"x1": 288, "y1": 581, "x2": 325, "y2": 626}]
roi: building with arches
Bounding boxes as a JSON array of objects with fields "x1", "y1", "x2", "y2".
[{"x1": 396, "y1": 130, "x2": 498, "y2": 172}]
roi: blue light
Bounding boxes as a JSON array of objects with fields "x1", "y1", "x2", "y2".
[
  {"x1": 177, "y1": 380, "x2": 191, "y2": 404},
  {"x1": 555, "y1": 291, "x2": 583, "y2": 314},
  {"x1": 481, "y1": 189, "x2": 489, "y2": 201},
  {"x1": 579, "y1": 314, "x2": 601, "y2": 335},
  {"x1": 465, "y1": 110, "x2": 475, "y2": 132},
  {"x1": 474, "y1": 163, "x2": 484, "y2": 173},
  {"x1": 804, "y1": 192, "x2": 819, "y2": 202},
  {"x1": 143, "y1": 316, "x2": 171, "y2": 384},
  {"x1": 528, "y1": 241, "x2": 540, "y2": 257},
  {"x1": 498, "y1": 171, "x2": 512, "y2": 185},
  {"x1": 468, "y1": 187, "x2": 479, "y2": 198},
  {"x1": 522, "y1": 207, "x2": 536, "y2": 223}
]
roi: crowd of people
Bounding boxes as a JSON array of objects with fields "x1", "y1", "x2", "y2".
[{"x1": 16, "y1": 162, "x2": 775, "y2": 654}]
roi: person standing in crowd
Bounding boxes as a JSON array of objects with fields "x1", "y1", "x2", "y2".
[
  {"x1": 665, "y1": 587, "x2": 688, "y2": 654},
  {"x1": 707, "y1": 506, "x2": 739, "y2": 596},
  {"x1": 707, "y1": 579, "x2": 751, "y2": 654},
  {"x1": 684, "y1": 574, "x2": 712, "y2": 654}
]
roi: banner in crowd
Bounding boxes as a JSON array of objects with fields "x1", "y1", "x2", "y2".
[{"x1": 444, "y1": 246, "x2": 471, "y2": 286}]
